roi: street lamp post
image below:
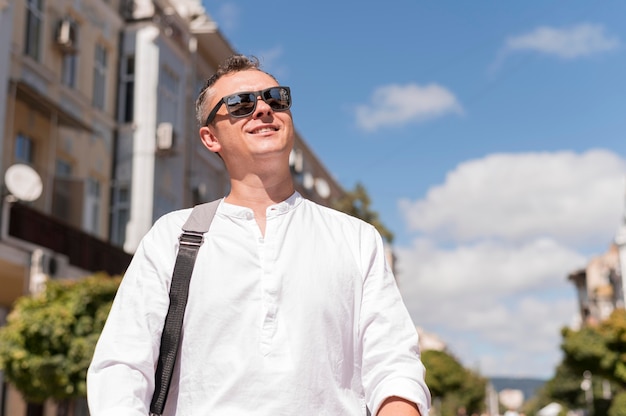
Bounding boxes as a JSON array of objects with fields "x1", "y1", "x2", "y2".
[{"x1": 581, "y1": 371, "x2": 593, "y2": 416}]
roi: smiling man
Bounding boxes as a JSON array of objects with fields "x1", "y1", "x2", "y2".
[{"x1": 87, "y1": 55, "x2": 431, "y2": 416}]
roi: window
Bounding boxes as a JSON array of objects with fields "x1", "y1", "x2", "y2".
[
  {"x1": 157, "y1": 65, "x2": 179, "y2": 143},
  {"x1": 60, "y1": 18, "x2": 79, "y2": 87},
  {"x1": 92, "y1": 44, "x2": 107, "y2": 110},
  {"x1": 84, "y1": 177, "x2": 101, "y2": 234},
  {"x1": 52, "y1": 159, "x2": 73, "y2": 223},
  {"x1": 15, "y1": 134, "x2": 34, "y2": 164},
  {"x1": 111, "y1": 186, "x2": 130, "y2": 246},
  {"x1": 161, "y1": 66, "x2": 179, "y2": 94},
  {"x1": 120, "y1": 55, "x2": 135, "y2": 122},
  {"x1": 55, "y1": 159, "x2": 72, "y2": 177},
  {"x1": 62, "y1": 53, "x2": 78, "y2": 87},
  {"x1": 158, "y1": 65, "x2": 179, "y2": 123},
  {"x1": 24, "y1": 0, "x2": 44, "y2": 60}
]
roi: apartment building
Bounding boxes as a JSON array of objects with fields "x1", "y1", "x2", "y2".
[
  {"x1": 569, "y1": 205, "x2": 626, "y2": 327},
  {"x1": 0, "y1": 0, "x2": 345, "y2": 414},
  {"x1": 0, "y1": 0, "x2": 132, "y2": 303},
  {"x1": 0, "y1": 2, "x2": 10, "y2": 155},
  {"x1": 0, "y1": 0, "x2": 128, "y2": 414},
  {"x1": 0, "y1": 0, "x2": 133, "y2": 291}
]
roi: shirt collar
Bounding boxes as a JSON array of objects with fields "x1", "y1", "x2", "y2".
[{"x1": 218, "y1": 191, "x2": 303, "y2": 219}]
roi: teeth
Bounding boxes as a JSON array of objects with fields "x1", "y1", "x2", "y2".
[{"x1": 252, "y1": 127, "x2": 275, "y2": 134}]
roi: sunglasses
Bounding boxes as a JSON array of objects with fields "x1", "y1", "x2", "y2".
[{"x1": 204, "y1": 86, "x2": 292, "y2": 125}]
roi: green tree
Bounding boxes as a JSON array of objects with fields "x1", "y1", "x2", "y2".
[
  {"x1": 332, "y1": 182, "x2": 394, "y2": 243},
  {"x1": 422, "y1": 349, "x2": 487, "y2": 416},
  {"x1": 608, "y1": 391, "x2": 626, "y2": 416},
  {"x1": 0, "y1": 273, "x2": 121, "y2": 414},
  {"x1": 561, "y1": 309, "x2": 626, "y2": 384},
  {"x1": 526, "y1": 362, "x2": 587, "y2": 414},
  {"x1": 526, "y1": 309, "x2": 626, "y2": 416}
]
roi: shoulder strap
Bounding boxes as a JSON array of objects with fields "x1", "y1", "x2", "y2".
[
  {"x1": 150, "y1": 199, "x2": 221, "y2": 416},
  {"x1": 181, "y1": 199, "x2": 221, "y2": 233}
]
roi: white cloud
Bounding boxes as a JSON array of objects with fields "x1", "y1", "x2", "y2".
[
  {"x1": 453, "y1": 296, "x2": 574, "y2": 377},
  {"x1": 504, "y1": 24, "x2": 621, "y2": 59},
  {"x1": 397, "y1": 238, "x2": 583, "y2": 378},
  {"x1": 397, "y1": 238, "x2": 586, "y2": 300},
  {"x1": 355, "y1": 83, "x2": 463, "y2": 132},
  {"x1": 395, "y1": 149, "x2": 626, "y2": 378},
  {"x1": 399, "y1": 149, "x2": 626, "y2": 249}
]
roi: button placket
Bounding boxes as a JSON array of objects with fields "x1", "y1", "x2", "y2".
[{"x1": 259, "y1": 212, "x2": 281, "y2": 355}]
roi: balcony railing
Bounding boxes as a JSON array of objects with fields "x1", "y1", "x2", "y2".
[{"x1": 7, "y1": 202, "x2": 132, "y2": 276}]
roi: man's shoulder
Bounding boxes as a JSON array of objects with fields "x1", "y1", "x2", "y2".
[{"x1": 300, "y1": 198, "x2": 374, "y2": 229}]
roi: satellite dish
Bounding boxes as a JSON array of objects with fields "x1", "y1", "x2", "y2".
[
  {"x1": 315, "y1": 178, "x2": 331, "y2": 199},
  {"x1": 4, "y1": 164, "x2": 43, "y2": 202}
]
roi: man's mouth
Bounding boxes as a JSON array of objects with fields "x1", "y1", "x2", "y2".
[{"x1": 249, "y1": 126, "x2": 278, "y2": 134}]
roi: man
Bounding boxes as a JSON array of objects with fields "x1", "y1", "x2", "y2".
[{"x1": 87, "y1": 55, "x2": 430, "y2": 416}]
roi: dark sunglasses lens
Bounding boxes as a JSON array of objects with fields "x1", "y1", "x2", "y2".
[
  {"x1": 224, "y1": 87, "x2": 291, "y2": 118},
  {"x1": 263, "y1": 87, "x2": 291, "y2": 110},
  {"x1": 226, "y1": 93, "x2": 257, "y2": 116}
]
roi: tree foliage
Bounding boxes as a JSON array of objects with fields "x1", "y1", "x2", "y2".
[
  {"x1": 526, "y1": 308, "x2": 626, "y2": 416},
  {"x1": 608, "y1": 391, "x2": 626, "y2": 416},
  {"x1": 561, "y1": 309, "x2": 626, "y2": 384},
  {"x1": 332, "y1": 182, "x2": 394, "y2": 243},
  {"x1": 422, "y1": 349, "x2": 487, "y2": 416},
  {"x1": 0, "y1": 274, "x2": 121, "y2": 404}
]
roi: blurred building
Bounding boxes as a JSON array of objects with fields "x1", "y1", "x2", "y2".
[
  {"x1": 499, "y1": 389, "x2": 524, "y2": 413},
  {"x1": 615, "y1": 191, "x2": 626, "y2": 309},
  {"x1": 569, "y1": 244, "x2": 623, "y2": 326},
  {"x1": 568, "y1": 194, "x2": 626, "y2": 326},
  {"x1": 416, "y1": 326, "x2": 446, "y2": 352},
  {"x1": 0, "y1": 0, "x2": 344, "y2": 415},
  {"x1": 0, "y1": 0, "x2": 128, "y2": 414},
  {"x1": 0, "y1": 0, "x2": 130, "y2": 304}
]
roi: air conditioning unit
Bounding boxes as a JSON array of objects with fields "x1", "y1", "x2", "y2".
[
  {"x1": 41, "y1": 252, "x2": 70, "y2": 278},
  {"x1": 56, "y1": 17, "x2": 78, "y2": 54},
  {"x1": 156, "y1": 122, "x2": 174, "y2": 151}
]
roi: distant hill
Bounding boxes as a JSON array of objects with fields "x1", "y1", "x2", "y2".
[{"x1": 490, "y1": 377, "x2": 547, "y2": 401}]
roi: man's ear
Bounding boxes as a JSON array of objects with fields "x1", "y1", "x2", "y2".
[{"x1": 199, "y1": 126, "x2": 221, "y2": 154}]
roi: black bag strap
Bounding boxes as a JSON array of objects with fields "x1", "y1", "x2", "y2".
[{"x1": 150, "y1": 199, "x2": 221, "y2": 416}]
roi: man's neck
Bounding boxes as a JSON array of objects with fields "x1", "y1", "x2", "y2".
[
  {"x1": 224, "y1": 154, "x2": 294, "y2": 207},
  {"x1": 226, "y1": 175, "x2": 295, "y2": 209},
  {"x1": 225, "y1": 171, "x2": 295, "y2": 237}
]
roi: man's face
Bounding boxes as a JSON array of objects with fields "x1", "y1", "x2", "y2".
[{"x1": 199, "y1": 70, "x2": 294, "y2": 168}]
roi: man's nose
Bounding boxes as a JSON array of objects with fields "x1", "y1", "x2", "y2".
[{"x1": 253, "y1": 95, "x2": 273, "y2": 118}]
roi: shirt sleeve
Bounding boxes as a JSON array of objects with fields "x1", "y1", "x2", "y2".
[
  {"x1": 358, "y1": 225, "x2": 432, "y2": 416},
  {"x1": 87, "y1": 213, "x2": 183, "y2": 416}
]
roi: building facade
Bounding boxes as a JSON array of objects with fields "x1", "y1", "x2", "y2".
[
  {"x1": 568, "y1": 193, "x2": 626, "y2": 327},
  {"x1": 0, "y1": 0, "x2": 129, "y2": 414}
]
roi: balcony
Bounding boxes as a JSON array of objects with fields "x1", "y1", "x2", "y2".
[{"x1": 7, "y1": 202, "x2": 132, "y2": 276}]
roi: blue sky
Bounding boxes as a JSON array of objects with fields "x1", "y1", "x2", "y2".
[{"x1": 201, "y1": 0, "x2": 626, "y2": 379}]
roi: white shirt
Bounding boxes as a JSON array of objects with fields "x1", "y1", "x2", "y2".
[{"x1": 87, "y1": 192, "x2": 430, "y2": 416}]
